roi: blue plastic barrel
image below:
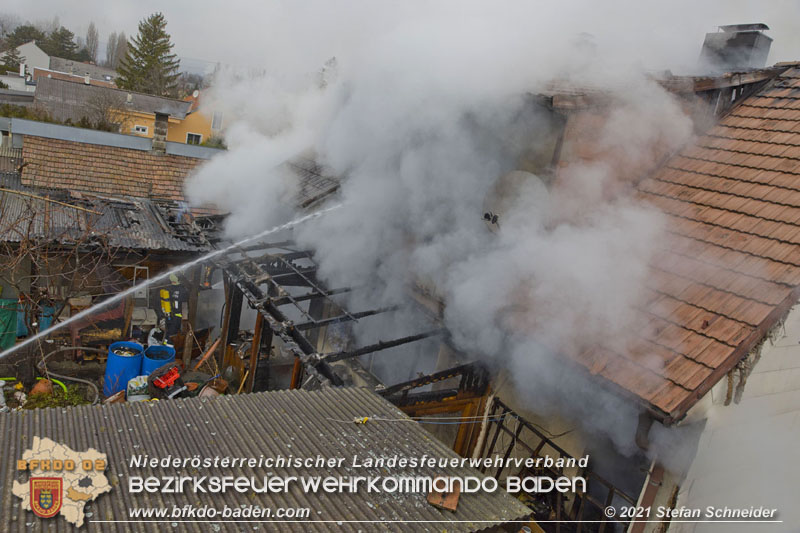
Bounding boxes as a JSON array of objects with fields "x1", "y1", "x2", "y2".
[
  {"x1": 103, "y1": 341, "x2": 143, "y2": 397},
  {"x1": 142, "y1": 345, "x2": 176, "y2": 375}
]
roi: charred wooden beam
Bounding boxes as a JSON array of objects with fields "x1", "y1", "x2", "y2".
[
  {"x1": 219, "y1": 258, "x2": 343, "y2": 386},
  {"x1": 319, "y1": 328, "x2": 446, "y2": 364},
  {"x1": 377, "y1": 363, "x2": 481, "y2": 397},
  {"x1": 225, "y1": 287, "x2": 244, "y2": 345},
  {"x1": 294, "y1": 306, "x2": 398, "y2": 331},
  {"x1": 272, "y1": 286, "x2": 352, "y2": 306}
]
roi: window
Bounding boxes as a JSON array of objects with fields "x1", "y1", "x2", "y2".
[
  {"x1": 211, "y1": 112, "x2": 223, "y2": 131},
  {"x1": 186, "y1": 133, "x2": 202, "y2": 145},
  {"x1": 133, "y1": 125, "x2": 148, "y2": 135}
]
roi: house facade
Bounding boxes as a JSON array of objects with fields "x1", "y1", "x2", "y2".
[{"x1": 2, "y1": 41, "x2": 50, "y2": 71}]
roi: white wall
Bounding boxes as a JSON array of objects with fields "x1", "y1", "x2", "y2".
[
  {"x1": 0, "y1": 74, "x2": 32, "y2": 92},
  {"x1": 13, "y1": 42, "x2": 50, "y2": 72},
  {"x1": 668, "y1": 304, "x2": 800, "y2": 532}
]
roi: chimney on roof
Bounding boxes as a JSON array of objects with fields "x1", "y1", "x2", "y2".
[
  {"x1": 700, "y1": 23, "x2": 772, "y2": 72},
  {"x1": 152, "y1": 112, "x2": 168, "y2": 154}
]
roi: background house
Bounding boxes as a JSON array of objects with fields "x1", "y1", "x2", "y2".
[
  {"x1": 0, "y1": 41, "x2": 49, "y2": 71},
  {"x1": 33, "y1": 77, "x2": 218, "y2": 144},
  {"x1": 48, "y1": 56, "x2": 117, "y2": 85}
]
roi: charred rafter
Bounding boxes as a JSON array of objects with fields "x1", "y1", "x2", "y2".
[
  {"x1": 214, "y1": 241, "x2": 449, "y2": 389},
  {"x1": 293, "y1": 306, "x2": 398, "y2": 331},
  {"x1": 377, "y1": 362, "x2": 489, "y2": 400},
  {"x1": 318, "y1": 328, "x2": 446, "y2": 364}
]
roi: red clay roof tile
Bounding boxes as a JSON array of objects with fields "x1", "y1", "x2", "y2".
[{"x1": 569, "y1": 69, "x2": 800, "y2": 421}]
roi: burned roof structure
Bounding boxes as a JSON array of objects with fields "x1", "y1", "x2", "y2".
[
  {"x1": 211, "y1": 240, "x2": 445, "y2": 388},
  {"x1": 0, "y1": 171, "x2": 210, "y2": 253},
  {"x1": 0, "y1": 387, "x2": 532, "y2": 531},
  {"x1": 212, "y1": 65, "x2": 800, "y2": 427}
]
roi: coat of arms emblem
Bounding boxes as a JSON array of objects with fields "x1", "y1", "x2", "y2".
[{"x1": 30, "y1": 478, "x2": 63, "y2": 519}]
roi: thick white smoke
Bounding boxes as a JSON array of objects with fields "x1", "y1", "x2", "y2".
[{"x1": 187, "y1": 2, "x2": 698, "y2": 453}]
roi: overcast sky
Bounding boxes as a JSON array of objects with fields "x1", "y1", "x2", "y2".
[{"x1": 4, "y1": 1, "x2": 800, "y2": 74}]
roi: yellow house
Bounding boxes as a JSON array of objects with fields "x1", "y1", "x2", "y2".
[
  {"x1": 32, "y1": 78, "x2": 224, "y2": 146},
  {"x1": 120, "y1": 91, "x2": 223, "y2": 145}
]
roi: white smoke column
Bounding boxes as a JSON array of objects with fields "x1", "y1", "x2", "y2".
[{"x1": 188, "y1": 2, "x2": 697, "y2": 452}]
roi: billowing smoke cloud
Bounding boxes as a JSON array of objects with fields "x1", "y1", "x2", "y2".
[{"x1": 187, "y1": 2, "x2": 697, "y2": 453}]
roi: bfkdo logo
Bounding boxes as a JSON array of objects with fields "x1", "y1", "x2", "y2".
[
  {"x1": 30, "y1": 478, "x2": 63, "y2": 518},
  {"x1": 13, "y1": 437, "x2": 112, "y2": 527}
]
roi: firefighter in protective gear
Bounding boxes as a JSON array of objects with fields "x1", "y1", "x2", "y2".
[{"x1": 159, "y1": 274, "x2": 186, "y2": 337}]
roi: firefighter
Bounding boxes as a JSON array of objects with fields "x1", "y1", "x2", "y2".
[{"x1": 159, "y1": 274, "x2": 186, "y2": 338}]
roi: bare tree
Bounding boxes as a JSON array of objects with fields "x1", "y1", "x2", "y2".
[
  {"x1": 40, "y1": 16, "x2": 59, "y2": 35},
  {"x1": 104, "y1": 31, "x2": 127, "y2": 70},
  {"x1": 114, "y1": 32, "x2": 128, "y2": 70},
  {"x1": 80, "y1": 88, "x2": 130, "y2": 132},
  {"x1": 0, "y1": 12, "x2": 21, "y2": 46},
  {"x1": 86, "y1": 22, "x2": 99, "y2": 63},
  {"x1": 105, "y1": 31, "x2": 118, "y2": 68},
  {"x1": 0, "y1": 190, "x2": 139, "y2": 354}
]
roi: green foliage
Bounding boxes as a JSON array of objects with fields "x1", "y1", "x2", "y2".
[
  {"x1": 23, "y1": 384, "x2": 90, "y2": 409},
  {"x1": 0, "y1": 104, "x2": 56, "y2": 122},
  {"x1": 2, "y1": 47, "x2": 24, "y2": 73},
  {"x1": 73, "y1": 47, "x2": 92, "y2": 63},
  {"x1": 4, "y1": 24, "x2": 45, "y2": 50},
  {"x1": 201, "y1": 135, "x2": 227, "y2": 149},
  {"x1": 74, "y1": 115, "x2": 118, "y2": 132},
  {"x1": 0, "y1": 80, "x2": 7, "y2": 89},
  {"x1": 40, "y1": 26, "x2": 78, "y2": 59},
  {"x1": 117, "y1": 13, "x2": 180, "y2": 97},
  {"x1": 3, "y1": 23, "x2": 86, "y2": 62}
]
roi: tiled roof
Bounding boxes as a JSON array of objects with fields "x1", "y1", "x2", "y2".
[
  {"x1": 0, "y1": 387, "x2": 532, "y2": 531},
  {"x1": 575, "y1": 67, "x2": 800, "y2": 422},
  {"x1": 21, "y1": 135, "x2": 203, "y2": 201}
]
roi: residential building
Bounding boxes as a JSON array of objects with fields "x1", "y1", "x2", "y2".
[
  {"x1": 0, "y1": 70, "x2": 34, "y2": 92},
  {"x1": 5, "y1": 117, "x2": 220, "y2": 200},
  {"x1": 33, "y1": 77, "x2": 218, "y2": 145},
  {"x1": 32, "y1": 67, "x2": 116, "y2": 88},
  {"x1": 0, "y1": 41, "x2": 49, "y2": 71},
  {"x1": 48, "y1": 56, "x2": 117, "y2": 84}
]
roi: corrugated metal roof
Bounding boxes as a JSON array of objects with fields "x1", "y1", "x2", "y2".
[
  {"x1": 0, "y1": 387, "x2": 532, "y2": 532},
  {"x1": 572, "y1": 66, "x2": 800, "y2": 422},
  {"x1": 34, "y1": 77, "x2": 192, "y2": 122},
  {"x1": 48, "y1": 57, "x2": 118, "y2": 83},
  {"x1": 0, "y1": 172, "x2": 210, "y2": 252}
]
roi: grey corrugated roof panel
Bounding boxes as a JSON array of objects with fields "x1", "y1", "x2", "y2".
[
  {"x1": 34, "y1": 77, "x2": 191, "y2": 121},
  {"x1": 0, "y1": 387, "x2": 531, "y2": 532},
  {"x1": 49, "y1": 56, "x2": 118, "y2": 81},
  {"x1": 166, "y1": 141, "x2": 224, "y2": 160},
  {"x1": 0, "y1": 175, "x2": 211, "y2": 252},
  {"x1": 11, "y1": 118, "x2": 153, "y2": 151}
]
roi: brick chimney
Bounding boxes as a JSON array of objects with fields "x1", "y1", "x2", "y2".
[{"x1": 152, "y1": 112, "x2": 168, "y2": 154}]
